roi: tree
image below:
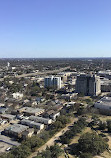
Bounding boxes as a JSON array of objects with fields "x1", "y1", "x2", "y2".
[
  {"x1": 40, "y1": 131, "x2": 50, "y2": 142},
  {"x1": 41, "y1": 150, "x2": 51, "y2": 158},
  {"x1": 57, "y1": 115, "x2": 70, "y2": 124},
  {"x1": 107, "y1": 120, "x2": 111, "y2": 132},
  {"x1": 50, "y1": 145, "x2": 63, "y2": 158},
  {"x1": 77, "y1": 132, "x2": 108, "y2": 156},
  {"x1": 36, "y1": 145, "x2": 63, "y2": 158},
  {"x1": 77, "y1": 107, "x2": 84, "y2": 115},
  {"x1": 11, "y1": 145, "x2": 31, "y2": 158},
  {"x1": 98, "y1": 121, "x2": 106, "y2": 130},
  {"x1": 107, "y1": 124, "x2": 111, "y2": 132}
]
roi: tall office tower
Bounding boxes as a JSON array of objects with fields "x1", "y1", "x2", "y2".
[
  {"x1": 75, "y1": 74, "x2": 101, "y2": 96},
  {"x1": 44, "y1": 76, "x2": 61, "y2": 89}
]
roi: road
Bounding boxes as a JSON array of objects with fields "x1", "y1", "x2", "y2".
[
  {"x1": 16, "y1": 66, "x2": 70, "y2": 78},
  {"x1": 0, "y1": 66, "x2": 70, "y2": 81},
  {"x1": 29, "y1": 118, "x2": 77, "y2": 158}
]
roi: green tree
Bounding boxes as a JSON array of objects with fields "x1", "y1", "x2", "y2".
[
  {"x1": 50, "y1": 145, "x2": 63, "y2": 158},
  {"x1": 107, "y1": 120, "x2": 111, "y2": 132},
  {"x1": 78, "y1": 132, "x2": 108, "y2": 155},
  {"x1": 98, "y1": 121, "x2": 106, "y2": 130},
  {"x1": 41, "y1": 150, "x2": 51, "y2": 158}
]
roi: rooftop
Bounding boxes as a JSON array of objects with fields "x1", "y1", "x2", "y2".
[
  {"x1": 98, "y1": 70, "x2": 111, "y2": 75},
  {"x1": 21, "y1": 119, "x2": 43, "y2": 126},
  {"x1": 19, "y1": 107, "x2": 44, "y2": 114},
  {"x1": 0, "y1": 114, "x2": 16, "y2": 119},
  {"x1": 29, "y1": 116, "x2": 51, "y2": 121},
  {"x1": 95, "y1": 97, "x2": 111, "y2": 107},
  {"x1": 5, "y1": 124, "x2": 28, "y2": 134}
]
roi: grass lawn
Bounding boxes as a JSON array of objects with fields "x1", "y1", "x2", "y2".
[
  {"x1": 94, "y1": 151, "x2": 111, "y2": 158},
  {"x1": 58, "y1": 153, "x2": 65, "y2": 158},
  {"x1": 59, "y1": 153, "x2": 75, "y2": 158},
  {"x1": 99, "y1": 115, "x2": 111, "y2": 121}
]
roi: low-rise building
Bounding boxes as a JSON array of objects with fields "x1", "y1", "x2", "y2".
[
  {"x1": 100, "y1": 78, "x2": 111, "y2": 92},
  {"x1": 94, "y1": 97, "x2": 111, "y2": 115},
  {"x1": 29, "y1": 116, "x2": 52, "y2": 125},
  {"x1": 12, "y1": 92, "x2": 23, "y2": 99},
  {"x1": 22, "y1": 128, "x2": 34, "y2": 139},
  {"x1": 98, "y1": 70, "x2": 111, "y2": 79},
  {"x1": 60, "y1": 93, "x2": 78, "y2": 100},
  {"x1": 0, "y1": 114, "x2": 16, "y2": 121},
  {"x1": 4, "y1": 124, "x2": 29, "y2": 138},
  {"x1": 0, "y1": 103, "x2": 5, "y2": 107},
  {"x1": 44, "y1": 110, "x2": 60, "y2": 120},
  {"x1": 21, "y1": 119, "x2": 44, "y2": 130},
  {"x1": 0, "y1": 107, "x2": 8, "y2": 114},
  {"x1": 18, "y1": 107, "x2": 45, "y2": 116}
]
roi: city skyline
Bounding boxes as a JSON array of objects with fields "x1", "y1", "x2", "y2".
[{"x1": 0, "y1": 0, "x2": 111, "y2": 58}]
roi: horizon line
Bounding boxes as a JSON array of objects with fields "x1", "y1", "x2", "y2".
[{"x1": 0, "y1": 57, "x2": 111, "y2": 59}]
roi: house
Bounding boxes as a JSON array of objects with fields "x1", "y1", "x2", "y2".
[{"x1": 45, "y1": 110, "x2": 60, "y2": 120}]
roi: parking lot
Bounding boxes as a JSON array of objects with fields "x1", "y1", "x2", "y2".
[{"x1": 0, "y1": 142, "x2": 12, "y2": 154}]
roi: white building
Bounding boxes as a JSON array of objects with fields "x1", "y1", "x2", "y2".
[
  {"x1": 29, "y1": 116, "x2": 52, "y2": 125},
  {"x1": 98, "y1": 70, "x2": 111, "y2": 79},
  {"x1": 44, "y1": 76, "x2": 61, "y2": 89},
  {"x1": 12, "y1": 92, "x2": 23, "y2": 99},
  {"x1": 94, "y1": 97, "x2": 111, "y2": 115}
]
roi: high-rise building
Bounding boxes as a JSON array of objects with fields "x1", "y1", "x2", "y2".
[
  {"x1": 75, "y1": 74, "x2": 101, "y2": 96},
  {"x1": 44, "y1": 76, "x2": 61, "y2": 89},
  {"x1": 7, "y1": 62, "x2": 10, "y2": 67}
]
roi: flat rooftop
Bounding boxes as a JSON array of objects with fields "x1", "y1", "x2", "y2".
[
  {"x1": 0, "y1": 114, "x2": 16, "y2": 119},
  {"x1": 21, "y1": 119, "x2": 43, "y2": 126},
  {"x1": 29, "y1": 116, "x2": 51, "y2": 121},
  {"x1": 98, "y1": 70, "x2": 111, "y2": 75},
  {"x1": 95, "y1": 97, "x2": 111, "y2": 107},
  {"x1": 19, "y1": 107, "x2": 44, "y2": 114},
  {"x1": 5, "y1": 124, "x2": 28, "y2": 134},
  {"x1": 101, "y1": 79, "x2": 111, "y2": 85}
]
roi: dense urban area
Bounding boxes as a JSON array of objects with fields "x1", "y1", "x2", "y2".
[{"x1": 0, "y1": 58, "x2": 111, "y2": 158}]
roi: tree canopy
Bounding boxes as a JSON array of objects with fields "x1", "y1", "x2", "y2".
[{"x1": 77, "y1": 132, "x2": 108, "y2": 156}]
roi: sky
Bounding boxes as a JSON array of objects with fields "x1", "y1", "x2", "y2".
[{"x1": 0, "y1": 0, "x2": 111, "y2": 58}]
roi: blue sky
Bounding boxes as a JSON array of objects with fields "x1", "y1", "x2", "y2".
[{"x1": 0, "y1": 0, "x2": 111, "y2": 58}]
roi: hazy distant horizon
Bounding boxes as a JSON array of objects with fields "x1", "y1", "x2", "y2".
[{"x1": 0, "y1": 57, "x2": 111, "y2": 60}]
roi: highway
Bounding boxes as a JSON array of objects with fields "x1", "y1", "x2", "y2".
[
  {"x1": 0, "y1": 66, "x2": 70, "y2": 81},
  {"x1": 16, "y1": 66, "x2": 70, "y2": 78}
]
